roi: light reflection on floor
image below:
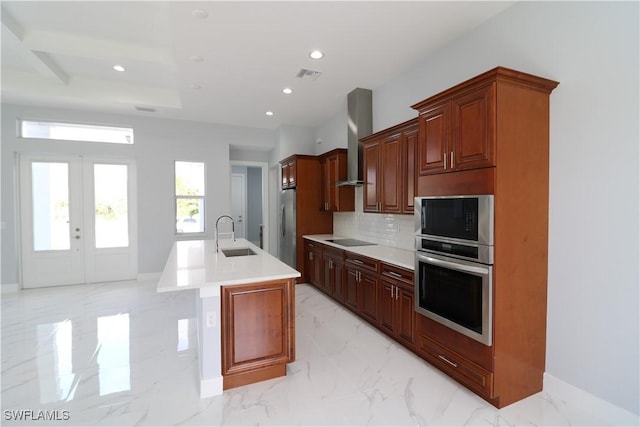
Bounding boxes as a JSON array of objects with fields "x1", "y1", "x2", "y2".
[{"x1": 1, "y1": 279, "x2": 621, "y2": 426}]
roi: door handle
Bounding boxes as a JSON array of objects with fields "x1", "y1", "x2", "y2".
[{"x1": 281, "y1": 206, "x2": 285, "y2": 237}]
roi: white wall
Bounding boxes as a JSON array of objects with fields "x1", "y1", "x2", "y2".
[
  {"x1": 1, "y1": 104, "x2": 276, "y2": 283},
  {"x1": 318, "y1": 1, "x2": 640, "y2": 415}
]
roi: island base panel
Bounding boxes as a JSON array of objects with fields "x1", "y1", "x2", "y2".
[{"x1": 223, "y1": 364, "x2": 286, "y2": 390}]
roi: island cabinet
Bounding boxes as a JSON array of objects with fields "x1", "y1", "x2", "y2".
[
  {"x1": 378, "y1": 263, "x2": 415, "y2": 350},
  {"x1": 319, "y1": 149, "x2": 354, "y2": 212},
  {"x1": 220, "y1": 278, "x2": 296, "y2": 390},
  {"x1": 361, "y1": 118, "x2": 418, "y2": 214},
  {"x1": 344, "y1": 252, "x2": 380, "y2": 323}
]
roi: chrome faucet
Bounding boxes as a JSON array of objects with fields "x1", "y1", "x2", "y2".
[{"x1": 215, "y1": 215, "x2": 235, "y2": 252}]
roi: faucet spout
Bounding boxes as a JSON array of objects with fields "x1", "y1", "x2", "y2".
[{"x1": 215, "y1": 215, "x2": 236, "y2": 252}]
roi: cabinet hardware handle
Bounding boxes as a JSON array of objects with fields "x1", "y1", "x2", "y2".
[
  {"x1": 438, "y1": 354, "x2": 458, "y2": 368},
  {"x1": 450, "y1": 151, "x2": 454, "y2": 168},
  {"x1": 386, "y1": 271, "x2": 403, "y2": 279},
  {"x1": 390, "y1": 285, "x2": 394, "y2": 298},
  {"x1": 352, "y1": 259, "x2": 364, "y2": 265},
  {"x1": 309, "y1": 253, "x2": 313, "y2": 260},
  {"x1": 395, "y1": 286, "x2": 399, "y2": 300},
  {"x1": 444, "y1": 153, "x2": 447, "y2": 169}
]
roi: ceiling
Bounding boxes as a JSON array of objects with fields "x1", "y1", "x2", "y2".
[{"x1": 1, "y1": 1, "x2": 515, "y2": 131}]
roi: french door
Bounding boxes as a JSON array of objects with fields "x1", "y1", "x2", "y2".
[{"x1": 19, "y1": 155, "x2": 138, "y2": 288}]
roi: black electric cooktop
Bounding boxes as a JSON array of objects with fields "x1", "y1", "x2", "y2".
[{"x1": 325, "y1": 238, "x2": 377, "y2": 247}]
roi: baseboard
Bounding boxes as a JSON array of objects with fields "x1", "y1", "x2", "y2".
[
  {"x1": 137, "y1": 272, "x2": 161, "y2": 282},
  {"x1": 200, "y1": 375, "x2": 223, "y2": 399},
  {"x1": 544, "y1": 373, "x2": 639, "y2": 425},
  {"x1": 1, "y1": 283, "x2": 20, "y2": 294}
]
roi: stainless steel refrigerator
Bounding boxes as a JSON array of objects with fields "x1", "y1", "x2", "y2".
[{"x1": 279, "y1": 189, "x2": 296, "y2": 269}]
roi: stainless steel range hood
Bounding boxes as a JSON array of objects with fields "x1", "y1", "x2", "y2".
[{"x1": 337, "y1": 88, "x2": 372, "y2": 186}]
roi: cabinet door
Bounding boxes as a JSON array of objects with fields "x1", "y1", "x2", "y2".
[
  {"x1": 311, "y1": 245, "x2": 323, "y2": 287},
  {"x1": 304, "y1": 242, "x2": 314, "y2": 284},
  {"x1": 332, "y1": 260, "x2": 345, "y2": 303},
  {"x1": 363, "y1": 141, "x2": 380, "y2": 212},
  {"x1": 451, "y1": 83, "x2": 495, "y2": 171},
  {"x1": 322, "y1": 255, "x2": 335, "y2": 295},
  {"x1": 221, "y1": 279, "x2": 294, "y2": 377},
  {"x1": 396, "y1": 286, "x2": 416, "y2": 349},
  {"x1": 326, "y1": 155, "x2": 339, "y2": 211},
  {"x1": 403, "y1": 125, "x2": 418, "y2": 214},
  {"x1": 288, "y1": 161, "x2": 297, "y2": 187},
  {"x1": 281, "y1": 163, "x2": 290, "y2": 189},
  {"x1": 380, "y1": 134, "x2": 403, "y2": 214},
  {"x1": 344, "y1": 267, "x2": 359, "y2": 312},
  {"x1": 417, "y1": 102, "x2": 449, "y2": 175},
  {"x1": 359, "y1": 271, "x2": 379, "y2": 324},
  {"x1": 378, "y1": 280, "x2": 395, "y2": 336}
]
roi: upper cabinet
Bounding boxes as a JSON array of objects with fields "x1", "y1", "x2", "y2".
[
  {"x1": 319, "y1": 149, "x2": 354, "y2": 212},
  {"x1": 414, "y1": 83, "x2": 495, "y2": 176},
  {"x1": 280, "y1": 157, "x2": 297, "y2": 189},
  {"x1": 361, "y1": 118, "x2": 418, "y2": 214}
]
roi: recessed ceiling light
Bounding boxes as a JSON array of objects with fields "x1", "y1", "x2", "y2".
[
  {"x1": 192, "y1": 8, "x2": 208, "y2": 19},
  {"x1": 190, "y1": 84, "x2": 202, "y2": 90},
  {"x1": 265, "y1": 111, "x2": 274, "y2": 116},
  {"x1": 190, "y1": 55, "x2": 204, "y2": 63},
  {"x1": 282, "y1": 88, "x2": 293, "y2": 95},
  {"x1": 113, "y1": 65, "x2": 126, "y2": 72},
  {"x1": 309, "y1": 50, "x2": 324, "y2": 60}
]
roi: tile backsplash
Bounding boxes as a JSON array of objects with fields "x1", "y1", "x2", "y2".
[{"x1": 333, "y1": 187, "x2": 415, "y2": 251}]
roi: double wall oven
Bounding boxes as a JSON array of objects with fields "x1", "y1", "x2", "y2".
[{"x1": 414, "y1": 195, "x2": 494, "y2": 346}]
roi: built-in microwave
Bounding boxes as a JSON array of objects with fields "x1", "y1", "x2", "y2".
[{"x1": 414, "y1": 195, "x2": 494, "y2": 346}]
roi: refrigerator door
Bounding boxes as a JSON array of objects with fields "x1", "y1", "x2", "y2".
[{"x1": 279, "y1": 189, "x2": 297, "y2": 269}]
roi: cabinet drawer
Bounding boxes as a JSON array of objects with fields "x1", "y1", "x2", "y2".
[
  {"x1": 416, "y1": 333, "x2": 493, "y2": 399},
  {"x1": 323, "y1": 246, "x2": 344, "y2": 262},
  {"x1": 344, "y1": 252, "x2": 379, "y2": 273},
  {"x1": 380, "y1": 263, "x2": 414, "y2": 287}
]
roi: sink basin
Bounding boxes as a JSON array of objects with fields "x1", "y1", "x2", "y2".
[{"x1": 221, "y1": 248, "x2": 257, "y2": 257}]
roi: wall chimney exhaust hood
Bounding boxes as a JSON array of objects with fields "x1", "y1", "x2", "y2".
[{"x1": 337, "y1": 88, "x2": 372, "y2": 186}]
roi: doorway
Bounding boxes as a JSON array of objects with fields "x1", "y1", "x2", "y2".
[
  {"x1": 19, "y1": 154, "x2": 138, "y2": 288},
  {"x1": 230, "y1": 162, "x2": 267, "y2": 249}
]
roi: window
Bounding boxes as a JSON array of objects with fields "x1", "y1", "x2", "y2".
[
  {"x1": 19, "y1": 119, "x2": 134, "y2": 144},
  {"x1": 175, "y1": 161, "x2": 205, "y2": 234}
]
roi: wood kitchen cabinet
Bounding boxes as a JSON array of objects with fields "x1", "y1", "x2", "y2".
[
  {"x1": 320, "y1": 149, "x2": 354, "y2": 212},
  {"x1": 305, "y1": 240, "x2": 323, "y2": 289},
  {"x1": 323, "y1": 246, "x2": 345, "y2": 302},
  {"x1": 414, "y1": 83, "x2": 495, "y2": 177},
  {"x1": 411, "y1": 67, "x2": 559, "y2": 408},
  {"x1": 280, "y1": 155, "x2": 332, "y2": 282},
  {"x1": 281, "y1": 158, "x2": 296, "y2": 189},
  {"x1": 361, "y1": 118, "x2": 418, "y2": 214},
  {"x1": 344, "y1": 252, "x2": 379, "y2": 323},
  {"x1": 220, "y1": 278, "x2": 295, "y2": 390},
  {"x1": 378, "y1": 263, "x2": 415, "y2": 350}
]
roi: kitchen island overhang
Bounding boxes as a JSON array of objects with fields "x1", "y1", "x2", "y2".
[{"x1": 158, "y1": 238, "x2": 300, "y2": 398}]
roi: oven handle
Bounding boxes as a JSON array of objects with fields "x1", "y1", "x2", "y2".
[{"x1": 416, "y1": 252, "x2": 490, "y2": 275}]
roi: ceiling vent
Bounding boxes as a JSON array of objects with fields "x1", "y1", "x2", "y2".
[
  {"x1": 296, "y1": 69, "x2": 322, "y2": 81},
  {"x1": 135, "y1": 106, "x2": 156, "y2": 113}
]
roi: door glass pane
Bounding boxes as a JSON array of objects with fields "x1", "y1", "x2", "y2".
[
  {"x1": 32, "y1": 162, "x2": 70, "y2": 251},
  {"x1": 94, "y1": 164, "x2": 129, "y2": 248}
]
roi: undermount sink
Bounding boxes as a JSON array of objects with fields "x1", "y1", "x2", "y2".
[{"x1": 221, "y1": 248, "x2": 257, "y2": 257}]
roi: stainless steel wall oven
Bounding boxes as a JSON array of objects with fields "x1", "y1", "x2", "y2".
[{"x1": 414, "y1": 195, "x2": 494, "y2": 346}]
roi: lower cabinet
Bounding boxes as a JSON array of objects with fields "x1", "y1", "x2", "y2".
[
  {"x1": 379, "y1": 263, "x2": 416, "y2": 349},
  {"x1": 220, "y1": 278, "x2": 295, "y2": 390},
  {"x1": 323, "y1": 247, "x2": 345, "y2": 302},
  {"x1": 305, "y1": 241, "x2": 323, "y2": 288},
  {"x1": 344, "y1": 252, "x2": 380, "y2": 324}
]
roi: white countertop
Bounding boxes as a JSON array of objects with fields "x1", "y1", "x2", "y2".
[
  {"x1": 303, "y1": 234, "x2": 415, "y2": 270},
  {"x1": 157, "y1": 238, "x2": 300, "y2": 298}
]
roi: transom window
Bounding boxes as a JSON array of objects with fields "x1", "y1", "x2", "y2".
[{"x1": 18, "y1": 119, "x2": 134, "y2": 144}]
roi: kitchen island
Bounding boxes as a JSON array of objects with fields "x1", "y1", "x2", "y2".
[{"x1": 158, "y1": 238, "x2": 300, "y2": 398}]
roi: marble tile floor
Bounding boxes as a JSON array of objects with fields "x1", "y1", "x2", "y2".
[{"x1": 1, "y1": 279, "x2": 612, "y2": 426}]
